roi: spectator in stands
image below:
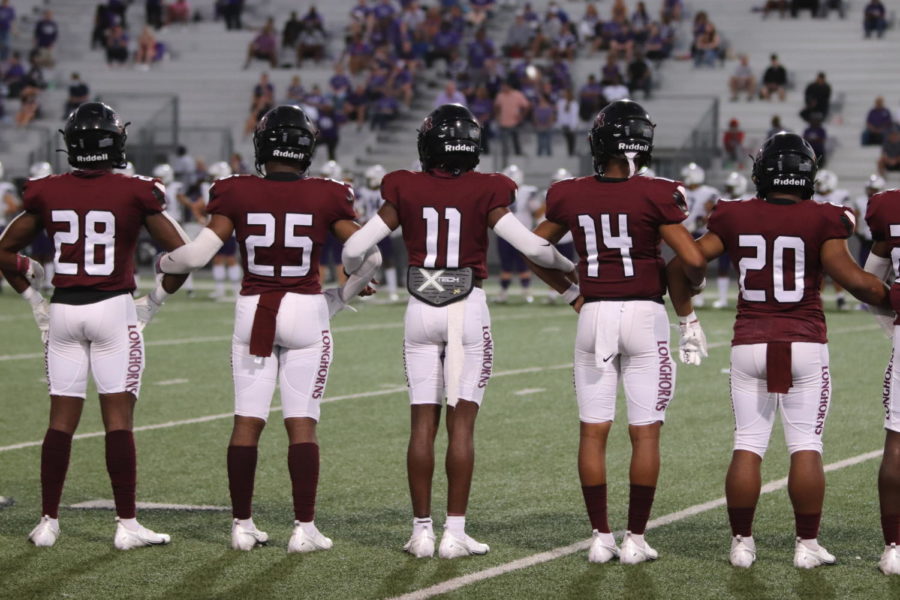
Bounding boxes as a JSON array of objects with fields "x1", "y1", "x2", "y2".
[
  {"x1": 223, "y1": 0, "x2": 244, "y2": 30},
  {"x1": 329, "y1": 64, "x2": 351, "y2": 100},
  {"x1": 469, "y1": 85, "x2": 494, "y2": 153},
  {"x1": 551, "y1": 22, "x2": 578, "y2": 61},
  {"x1": 609, "y1": 21, "x2": 636, "y2": 62},
  {"x1": 627, "y1": 51, "x2": 653, "y2": 99},
  {"x1": 800, "y1": 71, "x2": 831, "y2": 123},
  {"x1": 556, "y1": 87, "x2": 579, "y2": 156},
  {"x1": 136, "y1": 26, "x2": 159, "y2": 69},
  {"x1": 578, "y1": 4, "x2": 600, "y2": 52},
  {"x1": 285, "y1": 75, "x2": 304, "y2": 104},
  {"x1": 529, "y1": 26, "x2": 552, "y2": 59},
  {"x1": 662, "y1": 0, "x2": 684, "y2": 22},
  {"x1": 91, "y1": 4, "x2": 113, "y2": 50},
  {"x1": 879, "y1": 127, "x2": 900, "y2": 175},
  {"x1": 818, "y1": 0, "x2": 845, "y2": 18},
  {"x1": 729, "y1": 55, "x2": 756, "y2": 101},
  {"x1": 229, "y1": 152, "x2": 249, "y2": 175},
  {"x1": 533, "y1": 94, "x2": 555, "y2": 156},
  {"x1": 760, "y1": 53, "x2": 787, "y2": 101},
  {"x1": 244, "y1": 21, "x2": 278, "y2": 69},
  {"x1": 864, "y1": 0, "x2": 887, "y2": 38},
  {"x1": 63, "y1": 72, "x2": 89, "y2": 119},
  {"x1": 468, "y1": 28, "x2": 495, "y2": 81},
  {"x1": 108, "y1": 0, "x2": 128, "y2": 29},
  {"x1": 644, "y1": 22, "x2": 672, "y2": 63},
  {"x1": 346, "y1": 35, "x2": 372, "y2": 75},
  {"x1": 32, "y1": 10, "x2": 58, "y2": 68},
  {"x1": 167, "y1": 0, "x2": 191, "y2": 25},
  {"x1": 767, "y1": 114, "x2": 788, "y2": 138},
  {"x1": 791, "y1": 0, "x2": 821, "y2": 18},
  {"x1": 427, "y1": 21, "x2": 461, "y2": 68},
  {"x1": 602, "y1": 73, "x2": 630, "y2": 103},
  {"x1": 862, "y1": 96, "x2": 893, "y2": 145},
  {"x1": 370, "y1": 92, "x2": 399, "y2": 130},
  {"x1": 722, "y1": 118, "x2": 746, "y2": 168},
  {"x1": 105, "y1": 25, "x2": 130, "y2": 67},
  {"x1": 578, "y1": 74, "x2": 605, "y2": 122},
  {"x1": 15, "y1": 82, "x2": 40, "y2": 127},
  {"x1": 495, "y1": 80, "x2": 530, "y2": 159},
  {"x1": 763, "y1": 1, "x2": 789, "y2": 18},
  {"x1": 803, "y1": 114, "x2": 828, "y2": 165},
  {"x1": 253, "y1": 72, "x2": 274, "y2": 105},
  {"x1": 297, "y1": 19, "x2": 327, "y2": 67},
  {"x1": 146, "y1": 0, "x2": 164, "y2": 30},
  {"x1": 601, "y1": 53, "x2": 622, "y2": 85},
  {"x1": 282, "y1": 11, "x2": 302, "y2": 49},
  {"x1": 435, "y1": 81, "x2": 466, "y2": 108},
  {"x1": 243, "y1": 92, "x2": 273, "y2": 139},
  {"x1": 3, "y1": 51, "x2": 26, "y2": 98},
  {"x1": 694, "y1": 23, "x2": 722, "y2": 68},
  {"x1": 631, "y1": 2, "x2": 652, "y2": 44},
  {"x1": 344, "y1": 82, "x2": 368, "y2": 130},
  {"x1": 318, "y1": 103, "x2": 340, "y2": 161},
  {"x1": 0, "y1": 0, "x2": 14, "y2": 62}
]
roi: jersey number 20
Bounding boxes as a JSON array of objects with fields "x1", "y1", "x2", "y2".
[{"x1": 738, "y1": 234, "x2": 805, "y2": 303}]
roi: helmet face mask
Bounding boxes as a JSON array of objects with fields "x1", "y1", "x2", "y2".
[
  {"x1": 62, "y1": 102, "x2": 128, "y2": 169},
  {"x1": 589, "y1": 100, "x2": 655, "y2": 176},
  {"x1": 253, "y1": 105, "x2": 318, "y2": 175},
  {"x1": 752, "y1": 132, "x2": 817, "y2": 200},
  {"x1": 417, "y1": 104, "x2": 482, "y2": 174}
]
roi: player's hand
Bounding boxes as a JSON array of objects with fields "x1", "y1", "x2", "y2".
[
  {"x1": 134, "y1": 294, "x2": 163, "y2": 332},
  {"x1": 357, "y1": 278, "x2": 379, "y2": 297},
  {"x1": 323, "y1": 287, "x2": 358, "y2": 318},
  {"x1": 678, "y1": 312, "x2": 708, "y2": 366},
  {"x1": 571, "y1": 295, "x2": 584, "y2": 314},
  {"x1": 17, "y1": 255, "x2": 45, "y2": 289},
  {"x1": 866, "y1": 304, "x2": 897, "y2": 338}
]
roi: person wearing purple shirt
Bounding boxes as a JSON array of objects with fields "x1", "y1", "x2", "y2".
[
  {"x1": 344, "y1": 83, "x2": 369, "y2": 128},
  {"x1": 366, "y1": 68, "x2": 390, "y2": 98},
  {"x1": 533, "y1": 94, "x2": 555, "y2": 156},
  {"x1": 330, "y1": 67, "x2": 352, "y2": 100},
  {"x1": 373, "y1": 0, "x2": 396, "y2": 21},
  {"x1": 3, "y1": 51, "x2": 25, "y2": 98},
  {"x1": 601, "y1": 54, "x2": 622, "y2": 85},
  {"x1": 351, "y1": 0, "x2": 371, "y2": 23},
  {"x1": 370, "y1": 93, "x2": 399, "y2": 130},
  {"x1": 0, "y1": 0, "x2": 15, "y2": 61},
  {"x1": 347, "y1": 35, "x2": 373, "y2": 74},
  {"x1": 803, "y1": 117, "x2": 828, "y2": 166},
  {"x1": 578, "y1": 74, "x2": 605, "y2": 121},
  {"x1": 865, "y1": 0, "x2": 887, "y2": 38},
  {"x1": 244, "y1": 22, "x2": 278, "y2": 68},
  {"x1": 317, "y1": 104, "x2": 340, "y2": 160},
  {"x1": 467, "y1": 29, "x2": 495, "y2": 71},
  {"x1": 426, "y1": 23, "x2": 460, "y2": 68},
  {"x1": 392, "y1": 63, "x2": 413, "y2": 106},
  {"x1": 468, "y1": 85, "x2": 494, "y2": 153},
  {"x1": 863, "y1": 96, "x2": 894, "y2": 146},
  {"x1": 434, "y1": 81, "x2": 466, "y2": 108},
  {"x1": 34, "y1": 10, "x2": 58, "y2": 49}
]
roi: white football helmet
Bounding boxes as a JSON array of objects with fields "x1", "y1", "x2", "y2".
[
  {"x1": 724, "y1": 172, "x2": 748, "y2": 198},
  {"x1": 365, "y1": 164, "x2": 386, "y2": 189},
  {"x1": 115, "y1": 161, "x2": 136, "y2": 176},
  {"x1": 866, "y1": 173, "x2": 886, "y2": 195},
  {"x1": 208, "y1": 161, "x2": 233, "y2": 181},
  {"x1": 502, "y1": 164, "x2": 524, "y2": 187},
  {"x1": 551, "y1": 167, "x2": 573, "y2": 184},
  {"x1": 638, "y1": 166, "x2": 656, "y2": 177},
  {"x1": 152, "y1": 163, "x2": 175, "y2": 185},
  {"x1": 319, "y1": 160, "x2": 343, "y2": 181},
  {"x1": 29, "y1": 161, "x2": 52, "y2": 179},
  {"x1": 814, "y1": 169, "x2": 837, "y2": 195},
  {"x1": 680, "y1": 162, "x2": 705, "y2": 187}
]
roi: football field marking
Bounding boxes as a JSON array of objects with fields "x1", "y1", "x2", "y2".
[
  {"x1": 386, "y1": 448, "x2": 884, "y2": 600},
  {"x1": 70, "y1": 499, "x2": 229, "y2": 511}
]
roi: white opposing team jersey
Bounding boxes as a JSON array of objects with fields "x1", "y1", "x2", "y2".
[
  {"x1": 511, "y1": 184, "x2": 539, "y2": 227},
  {"x1": 200, "y1": 181, "x2": 212, "y2": 206},
  {"x1": 852, "y1": 194, "x2": 872, "y2": 240},
  {"x1": 164, "y1": 180, "x2": 185, "y2": 222},
  {"x1": 354, "y1": 186, "x2": 383, "y2": 224},
  {"x1": 813, "y1": 189, "x2": 850, "y2": 208},
  {"x1": 0, "y1": 181, "x2": 19, "y2": 227},
  {"x1": 684, "y1": 184, "x2": 719, "y2": 235}
]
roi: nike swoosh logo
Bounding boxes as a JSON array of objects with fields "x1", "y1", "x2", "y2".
[{"x1": 602, "y1": 354, "x2": 614, "y2": 362}]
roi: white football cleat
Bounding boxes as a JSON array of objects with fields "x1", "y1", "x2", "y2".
[
  {"x1": 28, "y1": 515, "x2": 60, "y2": 547},
  {"x1": 619, "y1": 531, "x2": 658, "y2": 565},
  {"x1": 403, "y1": 528, "x2": 436, "y2": 558},
  {"x1": 231, "y1": 519, "x2": 269, "y2": 551},
  {"x1": 729, "y1": 535, "x2": 756, "y2": 568},
  {"x1": 588, "y1": 530, "x2": 619, "y2": 563},
  {"x1": 287, "y1": 522, "x2": 333, "y2": 553},
  {"x1": 438, "y1": 530, "x2": 489, "y2": 559},
  {"x1": 880, "y1": 543, "x2": 900, "y2": 575},
  {"x1": 712, "y1": 299, "x2": 728, "y2": 309},
  {"x1": 113, "y1": 519, "x2": 171, "y2": 550},
  {"x1": 793, "y1": 538, "x2": 836, "y2": 569}
]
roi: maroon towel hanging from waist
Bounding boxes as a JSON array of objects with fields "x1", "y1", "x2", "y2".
[
  {"x1": 766, "y1": 341, "x2": 792, "y2": 394},
  {"x1": 249, "y1": 291, "x2": 287, "y2": 357}
]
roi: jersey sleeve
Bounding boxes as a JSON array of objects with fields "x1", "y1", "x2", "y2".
[
  {"x1": 330, "y1": 180, "x2": 357, "y2": 223},
  {"x1": 866, "y1": 192, "x2": 888, "y2": 241},
  {"x1": 821, "y1": 203, "x2": 855, "y2": 241},
  {"x1": 381, "y1": 171, "x2": 402, "y2": 209},
  {"x1": 21, "y1": 179, "x2": 42, "y2": 214},
  {"x1": 487, "y1": 174, "x2": 516, "y2": 213},
  {"x1": 137, "y1": 178, "x2": 167, "y2": 214},
  {"x1": 649, "y1": 180, "x2": 689, "y2": 224},
  {"x1": 706, "y1": 198, "x2": 731, "y2": 239},
  {"x1": 544, "y1": 181, "x2": 566, "y2": 226},
  {"x1": 205, "y1": 180, "x2": 232, "y2": 220}
]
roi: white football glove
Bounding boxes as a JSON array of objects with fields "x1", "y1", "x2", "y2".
[
  {"x1": 134, "y1": 284, "x2": 168, "y2": 332},
  {"x1": 17, "y1": 255, "x2": 45, "y2": 289},
  {"x1": 323, "y1": 287, "x2": 357, "y2": 319},
  {"x1": 678, "y1": 312, "x2": 708, "y2": 366},
  {"x1": 22, "y1": 287, "x2": 50, "y2": 343}
]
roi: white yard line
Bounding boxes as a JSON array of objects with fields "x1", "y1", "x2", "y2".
[
  {"x1": 0, "y1": 365, "x2": 572, "y2": 453},
  {"x1": 70, "y1": 499, "x2": 229, "y2": 511},
  {"x1": 386, "y1": 448, "x2": 885, "y2": 600}
]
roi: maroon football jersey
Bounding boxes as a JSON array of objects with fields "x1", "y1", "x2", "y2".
[
  {"x1": 381, "y1": 169, "x2": 514, "y2": 279},
  {"x1": 545, "y1": 175, "x2": 688, "y2": 299},
  {"x1": 865, "y1": 190, "x2": 900, "y2": 321},
  {"x1": 207, "y1": 174, "x2": 356, "y2": 295},
  {"x1": 708, "y1": 197, "x2": 854, "y2": 345},
  {"x1": 22, "y1": 171, "x2": 165, "y2": 291}
]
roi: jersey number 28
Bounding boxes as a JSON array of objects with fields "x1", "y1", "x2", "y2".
[{"x1": 51, "y1": 209, "x2": 115, "y2": 277}]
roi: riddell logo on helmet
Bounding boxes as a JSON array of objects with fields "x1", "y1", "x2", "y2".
[
  {"x1": 444, "y1": 143, "x2": 476, "y2": 152},
  {"x1": 773, "y1": 177, "x2": 806, "y2": 186},
  {"x1": 617, "y1": 142, "x2": 648, "y2": 151},
  {"x1": 273, "y1": 149, "x2": 302, "y2": 159},
  {"x1": 76, "y1": 153, "x2": 109, "y2": 162}
]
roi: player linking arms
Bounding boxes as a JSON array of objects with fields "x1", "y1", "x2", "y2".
[
  {"x1": 342, "y1": 104, "x2": 575, "y2": 559},
  {"x1": 526, "y1": 100, "x2": 707, "y2": 565},
  {"x1": 0, "y1": 102, "x2": 189, "y2": 549},
  {"x1": 861, "y1": 187, "x2": 900, "y2": 575},
  {"x1": 156, "y1": 105, "x2": 380, "y2": 552},
  {"x1": 668, "y1": 132, "x2": 891, "y2": 569}
]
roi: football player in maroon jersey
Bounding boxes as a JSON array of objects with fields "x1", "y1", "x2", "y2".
[
  {"x1": 668, "y1": 132, "x2": 891, "y2": 569},
  {"x1": 341, "y1": 104, "x2": 576, "y2": 559},
  {"x1": 862, "y1": 189, "x2": 900, "y2": 575},
  {"x1": 524, "y1": 99, "x2": 707, "y2": 564},
  {"x1": 157, "y1": 105, "x2": 381, "y2": 552},
  {"x1": 0, "y1": 102, "x2": 189, "y2": 549}
]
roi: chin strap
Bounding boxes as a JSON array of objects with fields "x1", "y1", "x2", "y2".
[{"x1": 624, "y1": 151, "x2": 638, "y2": 177}]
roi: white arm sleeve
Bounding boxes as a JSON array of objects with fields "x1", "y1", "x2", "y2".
[
  {"x1": 341, "y1": 246, "x2": 383, "y2": 301},
  {"x1": 342, "y1": 215, "x2": 393, "y2": 274},
  {"x1": 492, "y1": 212, "x2": 575, "y2": 272},
  {"x1": 864, "y1": 252, "x2": 893, "y2": 283},
  {"x1": 158, "y1": 228, "x2": 225, "y2": 274}
]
